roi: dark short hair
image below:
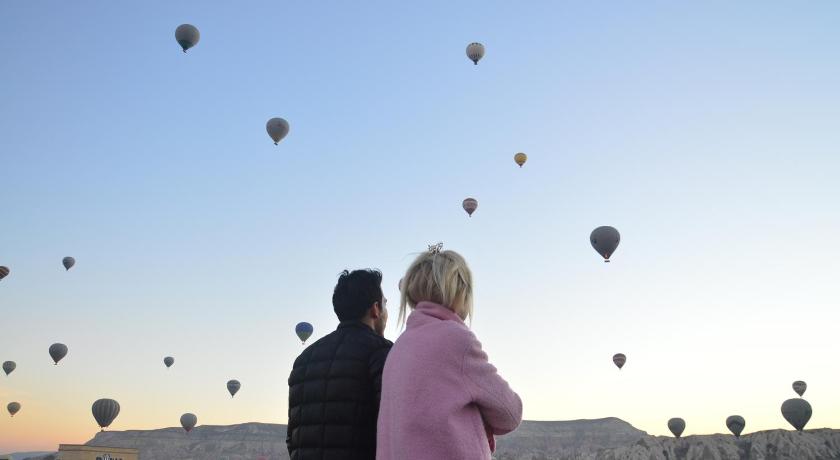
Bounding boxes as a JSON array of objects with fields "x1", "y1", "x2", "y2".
[{"x1": 332, "y1": 269, "x2": 384, "y2": 321}]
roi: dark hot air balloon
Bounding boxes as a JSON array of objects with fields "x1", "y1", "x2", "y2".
[
  {"x1": 462, "y1": 198, "x2": 478, "y2": 217},
  {"x1": 164, "y1": 356, "x2": 174, "y2": 368},
  {"x1": 92, "y1": 399, "x2": 120, "y2": 431},
  {"x1": 227, "y1": 379, "x2": 241, "y2": 398},
  {"x1": 0, "y1": 266, "x2": 9, "y2": 281},
  {"x1": 49, "y1": 343, "x2": 68, "y2": 365},
  {"x1": 590, "y1": 226, "x2": 621, "y2": 262},
  {"x1": 175, "y1": 24, "x2": 200, "y2": 53},
  {"x1": 62, "y1": 257, "x2": 75, "y2": 271},
  {"x1": 668, "y1": 418, "x2": 686, "y2": 438},
  {"x1": 180, "y1": 413, "x2": 197, "y2": 433},
  {"x1": 792, "y1": 380, "x2": 807, "y2": 397},
  {"x1": 612, "y1": 353, "x2": 626, "y2": 370},
  {"x1": 266, "y1": 118, "x2": 290, "y2": 145},
  {"x1": 726, "y1": 415, "x2": 745, "y2": 438},
  {"x1": 295, "y1": 322, "x2": 314, "y2": 344},
  {"x1": 7, "y1": 402, "x2": 20, "y2": 417},
  {"x1": 781, "y1": 398, "x2": 812, "y2": 432},
  {"x1": 3, "y1": 361, "x2": 15, "y2": 376}
]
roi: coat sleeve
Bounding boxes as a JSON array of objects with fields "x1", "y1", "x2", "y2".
[
  {"x1": 286, "y1": 370, "x2": 297, "y2": 456},
  {"x1": 460, "y1": 330, "x2": 523, "y2": 435}
]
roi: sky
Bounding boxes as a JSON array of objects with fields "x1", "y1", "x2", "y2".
[{"x1": 1, "y1": 0, "x2": 840, "y2": 453}]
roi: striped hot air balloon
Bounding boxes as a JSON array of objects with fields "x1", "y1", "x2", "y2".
[
  {"x1": 466, "y1": 42, "x2": 485, "y2": 65},
  {"x1": 612, "y1": 353, "x2": 626, "y2": 370},
  {"x1": 92, "y1": 399, "x2": 120, "y2": 431}
]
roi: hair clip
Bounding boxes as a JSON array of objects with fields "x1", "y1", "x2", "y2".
[{"x1": 428, "y1": 242, "x2": 443, "y2": 254}]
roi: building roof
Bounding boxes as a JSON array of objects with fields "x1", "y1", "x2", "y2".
[{"x1": 58, "y1": 445, "x2": 139, "y2": 454}]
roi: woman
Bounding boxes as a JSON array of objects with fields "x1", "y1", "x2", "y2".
[{"x1": 377, "y1": 246, "x2": 522, "y2": 460}]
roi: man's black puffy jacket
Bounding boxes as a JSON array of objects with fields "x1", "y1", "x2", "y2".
[{"x1": 287, "y1": 321, "x2": 393, "y2": 460}]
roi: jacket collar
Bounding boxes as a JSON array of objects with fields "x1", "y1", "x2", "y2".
[
  {"x1": 412, "y1": 301, "x2": 465, "y2": 324},
  {"x1": 337, "y1": 320, "x2": 374, "y2": 332}
]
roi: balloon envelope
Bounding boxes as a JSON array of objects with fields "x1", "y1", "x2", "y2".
[
  {"x1": 7, "y1": 402, "x2": 20, "y2": 417},
  {"x1": 462, "y1": 198, "x2": 478, "y2": 217},
  {"x1": 62, "y1": 257, "x2": 75, "y2": 271},
  {"x1": 227, "y1": 379, "x2": 241, "y2": 398},
  {"x1": 781, "y1": 398, "x2": 812, "y2": 432},
  {"x1": 49, "y1": 343, "x2": 68, "y2": 365},
  {"x1": 3, "y1": 361, "x2": 15, "y2": 376},
  {"x1": 590, "y1": 226, "x2": 621, "y2": 262},
  {"x1": 266, "y1": 118, "x2": 290, "y2": 145},
  {"x1": 296, "y1": 322, "x2": 314, "y2": 343},
  {"x1": 175, "y1": 24, "x2": 200, "y2": 52},
  {"x1": 180, "y1": 413, "x2": 197, "y2": 432},
  {"x1": 92, "y1": 399, "x2": 120, "y2": 431},
  {"x1": 668, "y1": 418, "x2": 685, "y2": 438},
  {"x1": 514, "y1": 152, "x2": 527, "y2": 167},
  {"x1": 792, "y1": 380, "x2": 807, "y2": 397},
  {"x1": 466, "y1": 42, "x2": 485, "y2": 64},
  {"x1": 0, "y1": 266, "x2": 9, "y2": 280},
  {"x1": 726, "y1": 415, "x2": 745, "y2": 438},
  {"x1": 612, "y1": 353, "x2": 626, "y2": 370},
  {"x1": 164, "y1": 356, "x2": 175, "y2": 368}
]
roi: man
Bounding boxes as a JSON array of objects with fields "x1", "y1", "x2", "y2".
[{"x1": 287, "y1": 269, "x2": 392, "y2": 460}]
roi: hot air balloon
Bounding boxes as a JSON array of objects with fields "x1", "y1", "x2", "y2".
[
  {"x1": 7, "y1": 402, "x2": 20, "y2": 417},
  {"x1": 668, "y1": 418, "x2": 685, "y2": 438},
  {"x1": 295, "y1": 322, "x2": 314, "y2": 344},
  {"x1": 175, "y1": 24, "x2": 200, "y2": 53},
  {"x1": 781, "y1": 398, "x2": 812, "y2": 432},
  {"x1": 266, "y1": 117, "x2": 290, "y2": 145},
  {"x1": 514, "y1": 152, "x2": 527, "y2": 168},
  {"x1": 462, "y1": 198, "x2": 478, "y2": 217},
  {"x1": 49, "y1": 343, "x2": 68, "y2": 365},
  {"x1": 62, "y1": 257, "x2": 75, "y2": 271},
  {"x1": 590, "y1": 226, "x2": 621, "y2": 262},
  {"x1": 92, "y1": 399, "x2": 120, "y2": 431},
  {"x1": 164, "y1": 356, "x2": 175, "y2": 368},
  {"x1": 792, "y1": 380, "x2": 807, "y2": 397},
  {"x1": 3, "y1": 361, "x2": 15, "y2": 376},
  {"x1": 227, "y1": 379, "x2": 241, "y2": 398},
  {"x1": 726, "y1": 415, "x2": 745, "y2": 438},
  {"x1": 180, "y1": 413, "x2": 197, "y2": 433},
  {"x1": 466, "y1": 42, "x2": 485, "y2": 65},
  {"x1": 612, "y1": 353, "x2": 626, "y2": 370},
  {"x1": 0, "y1": 266, "x2": 9, "y2": 281}
]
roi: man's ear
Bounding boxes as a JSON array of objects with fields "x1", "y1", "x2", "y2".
[{"x1": 369, "y1": 302, "x2": 381, "y2": 319}]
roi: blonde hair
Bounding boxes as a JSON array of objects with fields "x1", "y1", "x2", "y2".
[{"x1": 399, "y1": 249, "x2": 474, "y2": 325}]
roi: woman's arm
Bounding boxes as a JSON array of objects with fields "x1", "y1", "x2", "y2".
[{"x1": 461, "y1": 330, "x2": 523, "y2": 435}]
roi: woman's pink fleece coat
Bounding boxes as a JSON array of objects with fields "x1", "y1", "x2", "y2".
[{"x1": 376, "y1": 301, "x2": 523, "y2": 460}]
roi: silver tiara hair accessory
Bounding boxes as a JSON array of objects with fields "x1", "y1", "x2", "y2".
[{"x1": 428, "y1": 242, "x2": 443, "y2": 254}]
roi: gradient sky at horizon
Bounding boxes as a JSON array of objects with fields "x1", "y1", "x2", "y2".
[{"x1": 2, "y1": 0, "x2": 840, "y2": 453}]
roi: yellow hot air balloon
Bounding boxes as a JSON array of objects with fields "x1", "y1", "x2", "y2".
[{"x1": 514, "y1": 152, "x2": 527, "y2": 168}]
